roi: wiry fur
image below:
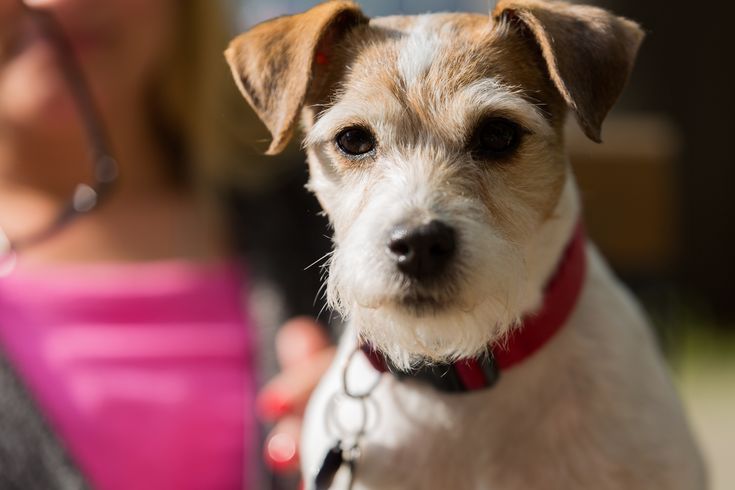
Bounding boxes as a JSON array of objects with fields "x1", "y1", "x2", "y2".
[
  {"x1": 225, "y1": 1, "x2": 707, "y2": 488},
  {"x1": 323, "y1": 146, "x2": 527, "y2": 369},
  {"x1": 307, "y1": 76, "x2": 563, "y2": 369}
]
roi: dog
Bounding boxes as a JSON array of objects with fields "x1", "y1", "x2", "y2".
[{"x1": 225, "y1": 1, "x2": 707, "y2": 488}]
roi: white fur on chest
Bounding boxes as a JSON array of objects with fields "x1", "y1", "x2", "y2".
[{"x1": 301, "y1": 249, "x2": 706, "y2": 490}]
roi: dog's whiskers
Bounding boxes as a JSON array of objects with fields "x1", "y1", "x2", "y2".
[
  {"x1": 313, "y1": 277, "x2": 329, "y2": 306},
  {"x1": 304, "y1": 250, "x2": 334, "y2": 271}
]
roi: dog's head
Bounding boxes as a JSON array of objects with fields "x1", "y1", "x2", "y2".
[{"x1": 226, "y1": 0, "x2": 643, "y2": 369}]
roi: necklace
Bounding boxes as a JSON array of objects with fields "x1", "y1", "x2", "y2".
[{"x1": 0, "y1": 2, "x2": 118, "y2": 276}]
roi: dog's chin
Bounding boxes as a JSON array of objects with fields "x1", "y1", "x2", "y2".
[
  {"x1": 350, "y1": 292, "x2": 518, "y2": 372},
  {"x1": 330, "y1": 233, "x2": 529, "y2": 370},
  {"x1": 396, "y1": 292, "x2": 452, "y2": 317}
]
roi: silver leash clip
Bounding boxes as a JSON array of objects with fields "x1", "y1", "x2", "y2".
[{"x1": 314, "y1": 346, "x2": 383, "y2": 489}]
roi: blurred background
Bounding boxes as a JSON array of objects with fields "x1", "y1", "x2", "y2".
[
  {"x1": 235, "y1": 0, "x2": 735, "y2": 488},
  {"x1": 3, "y1": 0, "x2": 729, "y2": 487},
  {"x1": 8, "y1": 0, "x2": 735, "y2": 490}
]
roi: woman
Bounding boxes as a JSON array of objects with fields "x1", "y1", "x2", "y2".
[{"x1": 0, "y1": 0, "x2": 331, "y2": 488}]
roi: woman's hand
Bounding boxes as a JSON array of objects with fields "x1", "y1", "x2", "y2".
[{"x1": 257, "y1": 317, "x2": 335, "y2": 473}]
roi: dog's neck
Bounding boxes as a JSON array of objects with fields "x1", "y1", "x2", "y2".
[
  {"x1": 363, "y1": 172, "x2": 586, "y2": 392},
  {"x1": 517, "y1": 171, "x2": 582, "y2": 318}
]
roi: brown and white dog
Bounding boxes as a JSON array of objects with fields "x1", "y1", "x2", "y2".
[{"x1": 226, "y1": 1, "x2": 706, "y2": 488}]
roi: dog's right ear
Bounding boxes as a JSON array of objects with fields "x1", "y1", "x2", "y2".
[
  {"x1": 225, "y1": 1, "x2": 368, "y2": 155},
  {"x1": 492, "y1": 0, "x2": 644, "y2": 143}
]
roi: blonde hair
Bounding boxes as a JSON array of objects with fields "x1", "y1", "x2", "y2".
[{"x1": 150, "y1": 0, "x2": 279, "y2": 191}]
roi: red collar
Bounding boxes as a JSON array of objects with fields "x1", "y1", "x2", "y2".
[{"x1": 361, "y1": 222, "x2": 587, "y2": 392}]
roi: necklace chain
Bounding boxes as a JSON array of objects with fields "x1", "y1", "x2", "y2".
[{"x1": 0, "y1": 2, "x2": 118, "y2": 276}]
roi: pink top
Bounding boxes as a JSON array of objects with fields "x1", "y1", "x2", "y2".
[{"x1": 0, "y1": 259, "x2": 257, "y2": 490}]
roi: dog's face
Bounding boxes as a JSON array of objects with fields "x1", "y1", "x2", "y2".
[
  {"x1": 227, "y1": 0, "x2": 643, "y2": 369},
  {"x1": 303, "y1": 14, "x2": 573, "y2": 368}
]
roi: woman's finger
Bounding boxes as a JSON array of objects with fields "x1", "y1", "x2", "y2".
[
  {"x1": 256, "y1": 316, "x2": 334, "y2": 420},
  {"x1": 257, "y1": 345, "x2": 335, "y2": 421},
  {"x1": 275, "y1": 316, "x2": 331, "y2": 369},
  {"x1": 263, "y1": 415, "x2": 302, "y2": 473}
]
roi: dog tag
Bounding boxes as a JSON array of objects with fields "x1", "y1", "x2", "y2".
[{"x1": 314, "y1": 440, "x2": 345, "y2": 490}]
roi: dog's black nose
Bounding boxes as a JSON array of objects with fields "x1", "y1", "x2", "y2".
[{"x1": 387, "y1": 220, "x2": 456, "y2": 280}]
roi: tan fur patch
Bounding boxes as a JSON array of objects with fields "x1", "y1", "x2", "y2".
[
  {"x1": 310, "y1": 13, "x2": 570, "y2": 238},
  {"x1": 493, "y1": 0, "x2": 644, "y2": 142},
  {"x1": 225, "y1": 1, "x2": 368, "y2": 155}
]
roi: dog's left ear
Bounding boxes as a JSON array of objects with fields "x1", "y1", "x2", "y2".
[
  {"x1": 225, "y1": 1, "x2": 368, "y2": 155},
  {"x1": 492, "y1": 0, "x2": 644, "y2": 142}
]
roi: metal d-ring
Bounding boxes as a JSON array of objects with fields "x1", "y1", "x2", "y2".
[
  {"x1": 342, "y1": 345, "x2": 383, "y2": 400},
  {"x1": 324, "y1": 345, "x2": 384, "y2": 441},
  {"x1": 324, "y1": 392, "x2": 369, "y2": 441},
  {"x1": 318, "y1": 345, "x2": 384, "y2": 489}
]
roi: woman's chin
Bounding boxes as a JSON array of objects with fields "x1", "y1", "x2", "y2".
[{"x1": 12, "y1": 99, "x2": 82, "y2": 138}]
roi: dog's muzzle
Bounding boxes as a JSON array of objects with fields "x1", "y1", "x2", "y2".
[{"x1": 387, "y1": 220, "x2": 456, "y2": 281}]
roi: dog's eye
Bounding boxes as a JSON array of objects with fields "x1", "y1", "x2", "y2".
[
  {"x1": 335, "y1": 127, "x2": 375, "y2": 156},
  {"x1": 470, "y1": 118, "x2": 522, "y2": 160}
]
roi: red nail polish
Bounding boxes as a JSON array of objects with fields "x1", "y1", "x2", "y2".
[
  {"x1": 257, "y1": 391, "x2": 292, "y2": 421},
  {"x1": 264, "y1": 433, "x2": 299, "y2": 472}
]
